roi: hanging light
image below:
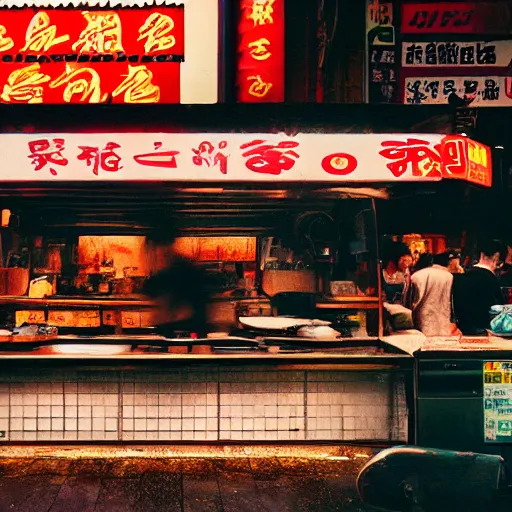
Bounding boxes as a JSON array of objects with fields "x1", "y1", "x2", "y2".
[{"x1": 1, "y1": 209, "x2": 11, "y2": 228}]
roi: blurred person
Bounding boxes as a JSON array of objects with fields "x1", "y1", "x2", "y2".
[
  {"x1": 144, "y1": 222, "x2": 214, "y2": 338},
  {"x1": 407, "y1": 251, "x2": 459, "y2": 336},
  {"x1": 453, "y1": 240, "x2": 506, "y2": 335}
]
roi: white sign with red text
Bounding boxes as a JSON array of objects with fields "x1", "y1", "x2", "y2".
[{"x1": 0, "y1": 132, "x2": 490, "y2": 186}]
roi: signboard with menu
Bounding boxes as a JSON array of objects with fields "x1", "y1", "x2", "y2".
[{"x1": 484, "y1": 362, "x2": 512, "y2": 442}]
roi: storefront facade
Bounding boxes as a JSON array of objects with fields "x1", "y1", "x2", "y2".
[
  {"x1": 0, "y1": 127, "x2": 491, "y2": 445},
  {"x1": 0, "y1": 0, "x2": 502, "y2": 458}
]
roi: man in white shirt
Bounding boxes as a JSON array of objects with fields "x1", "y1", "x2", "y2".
[{"x1": 408, "y1": 251, "x2": 458, "y2": 336}]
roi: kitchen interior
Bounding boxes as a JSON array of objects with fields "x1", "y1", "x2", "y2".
[{"x1": 0, "y1": 184, "x2": 385, "y2": 356}]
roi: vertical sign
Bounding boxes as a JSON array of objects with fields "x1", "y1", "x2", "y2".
[
  {"x1": 367, "y1": 0, "x2": 395, "y2": 46},
  {"x1": 366, "y1": 0, "x2": 398, "y2": 104},
  {"x1": 237, "y1": 0, "x2": 285, "y2": 102}
]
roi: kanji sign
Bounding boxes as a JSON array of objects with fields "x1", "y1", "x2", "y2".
[
  {"x1": 378, "y1": 136, "x2": 491, "y2": 186},
  {"x1": 404, "y1": 76, "x2": 512, "y2": 106},
  {"x1": 367, "y1": 0, "x2": 395, "y2": 46},
  {"x1": 402, "y1": 2, "x2": 511, "y2": 34},
  {"x1": 402, "y1": 41, "x2": 512, "y2": 67},
  {"x1": 0, "y1": 132, "x2": 492, "y2": 187},
  {"x1": 237, "y1": 0, "x2": 285, "y2": 102},
  {"x1": 0, "y1": 0, "x2": 220, "y2": 104},
  {"x1": 369, "y1": 47, "x2": 397, "y2": 103},
  {"x1": 366, "y1": 0, "x2": 399, "y2": 104}
]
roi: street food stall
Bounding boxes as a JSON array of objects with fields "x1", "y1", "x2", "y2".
[{"x1": 0, "y1": 130, "x2": 490, "y2": 444}]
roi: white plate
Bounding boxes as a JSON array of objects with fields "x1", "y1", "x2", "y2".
[
  {"x1": 46, "y1": 344, "x2": 131, "y2": 355},
  {"x1": 239, "y1": 317, "x2": 331, "y2": 330}
]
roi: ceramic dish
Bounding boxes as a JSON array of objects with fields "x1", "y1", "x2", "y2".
[{"x1": 239, "y1": 317, "x2": 331, "y2": 330}]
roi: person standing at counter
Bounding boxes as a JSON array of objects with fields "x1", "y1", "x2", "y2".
[
  {"x1": 406, "y1": 251, "x2": 458, "y2": 336},
  {"x1": 144, "y1": 222, "x2": 214, "y2": 338},
  {"x1": 453, "y1": 240, "x2": 506, "y2": 335},
  {"x1": 143, "y1": 258, "x2": 213, "y2": 338},
  {"x1": 382, "y1": 243, "x2": 413, "y2": 304}
]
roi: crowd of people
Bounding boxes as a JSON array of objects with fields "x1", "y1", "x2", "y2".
[{"x1": 383, "y1": 239, "x2": 511, "y2": 336}]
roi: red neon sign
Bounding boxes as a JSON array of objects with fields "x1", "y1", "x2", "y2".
[
  {"x1": 236, "y1": 0, "x2": 285, "y2": 103},
  {"x1": 379, "y1": 136, "x2": 492, "y2": 187},
  {"x1": 0, "y1": 8, "x2": 184, "y2": 104}
]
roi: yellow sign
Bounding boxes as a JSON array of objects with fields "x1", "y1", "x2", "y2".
[
  {"x1": 138, "y1": 13, "x2": 176, "y2": 53},
  {"x1": 72, "y1": 11, "x2": 124, "y2": 54},
  {"x1": 1, "y1": 64, "x2": 51, "y2": 103},
  {"x1": 247, "y1": 75, "x2": 273, "y2": 98},
  {"x1": 248, "y1": 38, "x2": 272, "y2": 60},
  {"x1": 50, "y1": 65, "x2": 107, "y2": 104},
  {"x1": 112, "y1": 65, "x2": 160, "y2": 103},
  {"x1": 0, "y1": 26, "x2": 14, "y2": 52},
  {"x1": 21, "y1": 12, "x2": 70, "y2": 53},
  {"x1": 248, "y1": 0, "x2": 275, "y2": 26}
]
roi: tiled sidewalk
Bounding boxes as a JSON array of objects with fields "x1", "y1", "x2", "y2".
[{"x1": 0, "y1": 448, "x2": 371, "y2": 511}]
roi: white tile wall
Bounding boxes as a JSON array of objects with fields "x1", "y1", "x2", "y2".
[{"x1": 0, "y1": 367, "x2": 408, "y2": 442}]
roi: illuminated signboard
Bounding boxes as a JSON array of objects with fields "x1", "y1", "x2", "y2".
[
  {"x1": 484, "y1": 362, "x2": 512, "y2": 443},
  {"x1": 0, "y1": 1, "x2": 219, "y2": 104},
  {"x1": 0, "y1": 132, "x2": 492, "y2": 187},
  {"x1": 237, "y1": 0, "x2": 285, "y2": 102}
]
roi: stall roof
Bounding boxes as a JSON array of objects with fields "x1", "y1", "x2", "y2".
[{"x1": 0, "y1": 184, "x2": 384, "y2": 236}]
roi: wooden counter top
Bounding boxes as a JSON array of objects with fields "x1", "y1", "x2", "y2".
[
  {"x1": 0, "y1": 334, "x2": 410, "y2": 366},
  {"x1": 0, "y1": 295, "x2": 271, "y2": 307},
  {"x1": 0, "y1": 350, "x2": 409, "y2": 371},
  {"x1": 0, "y1": 295, "x2": 377, "y2": 308}
]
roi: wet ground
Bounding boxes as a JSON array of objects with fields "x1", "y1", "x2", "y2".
[{"x1": 0, "y1": 453, "x2": 369, "y2": 512}]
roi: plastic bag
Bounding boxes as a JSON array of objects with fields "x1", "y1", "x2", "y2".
[{"x1": 490, "y1": 305, "x2": 512, "y2": 333}]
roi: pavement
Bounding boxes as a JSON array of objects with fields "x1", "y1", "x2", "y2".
[{"x1": 0, "y1": 445, "x2": 372, "y2": 512}]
